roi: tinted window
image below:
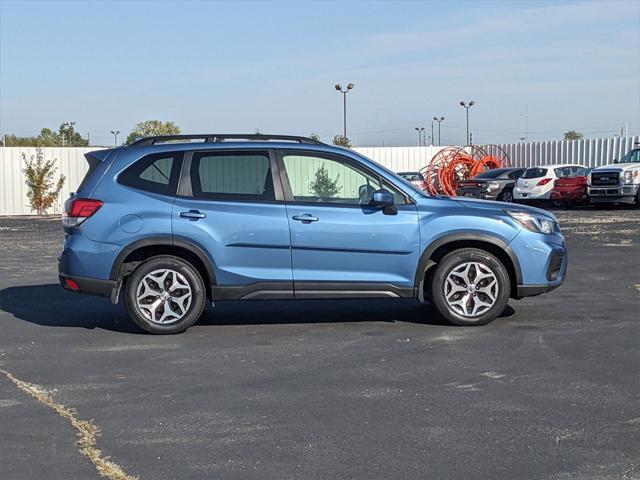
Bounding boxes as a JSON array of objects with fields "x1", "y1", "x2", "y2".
[
  {"x1": 283, "y1": 153, "x2": 406, "y2": 205},
  {"x1": 190, "y1": 151, "x2": 274, "y2": 201},
  {"x1": 522, "y1": 168, "x2": 547, "y2": 179},
  {"x1": 119, "y1": 153, "x2": 182, "y2": 195},
  {"x1": 509, "y1": 169, "x2": 524, "y2": 179},
  {"x1": 555, "y1": 166, "x2": 588, "y2": 178},
  {"x1": 476, "y1": 169, "x2": 508, "y2": 179}
]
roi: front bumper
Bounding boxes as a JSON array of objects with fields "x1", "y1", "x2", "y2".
[
  {"x1": 508, "y1": 230, "x2": 567, "y2": 299},
  {"x1": 588, "y1": 184, "x2": 638, "y2": 204}
]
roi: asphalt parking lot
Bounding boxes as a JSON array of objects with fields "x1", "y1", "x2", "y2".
[{"x1": 0, "y1": 209, "x2": 639, "y2": 480}]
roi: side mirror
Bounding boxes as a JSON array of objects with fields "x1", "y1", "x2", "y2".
[
  {"x1": 613, "y1": 158, "x2": 618, "y2": 163},
  {"x1": 371, "y1": 189, "x2": 395, "y2": 208}
]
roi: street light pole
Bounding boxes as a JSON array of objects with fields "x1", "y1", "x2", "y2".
[
  {"x1": 459, "y1": 100, "x2": 475, "y2": 146},
  {"x1": 433, "y1": 116, "x2": 445, "y2": 146},
  {"x1": 335, "y1": 83, "x2": 355, "y2": 140},
  {"x1": 110, "y1": 130, "x2": 120, "y2": 147},
  {"x1": 414, "y1": 127, "x2": 425, "y2": 146}
]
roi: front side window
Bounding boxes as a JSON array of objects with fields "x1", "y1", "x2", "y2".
[
  {"x1": 190, "y1": 151, "x2": 275, "y2": 201},
  {"x1": 119, "y1": 152, "x2": 182, "y2": 195},
  {"x1": 282, "y1": 153, "x2": 404, "y2": 205}
]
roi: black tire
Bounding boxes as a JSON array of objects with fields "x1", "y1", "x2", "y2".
[
  {"x1": 498, "y1": 189, "x2": 514, "y2": 203},
  {"x1": 429, "y1": 248, "x2": 511, "y2": 326},
  {"x1": 124, "y1": 256, "x2": 206, "y2": 334},
  {"x1": 634, "y1": 191, "x2": 640, "y2": 209}
]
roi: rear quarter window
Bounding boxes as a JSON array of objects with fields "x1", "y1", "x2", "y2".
[{"x1": 118, "y1": 152, "x2": 183, "y2": 195}]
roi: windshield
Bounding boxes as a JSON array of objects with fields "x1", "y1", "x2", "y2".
[
  {"x1": 522, "y1": 168, "x2": 547, "y2": 179},
  {"x1": 476, "y1": 169, "x2": 508, "y2": 179},
  {"x1": 618, "y1": 149, "x2": 640, "y2": 164}
]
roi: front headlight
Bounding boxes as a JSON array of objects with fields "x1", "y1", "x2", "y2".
[
  {"x1": 622, "y1": 170, "x2": 639, "y2": 184},
  {"x1": 505, "y1": 209, "x2": 557, "y2": 234}
]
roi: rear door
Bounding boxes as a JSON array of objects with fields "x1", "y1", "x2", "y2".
[
  {"x1": 172, "y1": 149, "x2": 293, "y2": 299},
  {"x1": 277, "y1": 149, "x2": 420, "y2": 297}
]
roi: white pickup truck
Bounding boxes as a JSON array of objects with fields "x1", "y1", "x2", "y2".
[{"x1": 588, "y1": 147, "x2": 640, "y2": 207}]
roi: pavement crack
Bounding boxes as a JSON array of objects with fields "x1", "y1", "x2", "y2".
[{"x1": 1, "y1": 368, "x2": 137, "y2": 480}]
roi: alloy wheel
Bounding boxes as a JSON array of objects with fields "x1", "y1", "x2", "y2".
[
  {"x1": 136, "y1": 269, "x2": 192, "y2": 325},
  {"x1": 443, "y1": 262, "x2": 499, "y2": 317}
]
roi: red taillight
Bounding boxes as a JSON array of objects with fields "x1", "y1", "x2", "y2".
[
  {"x1": 64, "y1": 278, "x2": 80, "y2": 291},
  {"x1": 63, "y1": 198, "x2": 103, "y2": 227},
  {"x1": 537, "y1": 178, "x2": 552, "y2": 186}
]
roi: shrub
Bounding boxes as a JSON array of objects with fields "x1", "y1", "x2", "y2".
[{"x1": 23, "y1": 148, "x2": 66, "y2": 215}]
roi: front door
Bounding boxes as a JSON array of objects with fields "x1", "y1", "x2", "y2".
[{"x1": 277, "y1": 150, "x2": 420, "y2": 298}]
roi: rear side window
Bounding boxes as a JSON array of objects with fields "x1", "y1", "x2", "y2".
[
  {"x1": 119, "y1": 152, "x2": 183, "y2": 195},
  {"x1": 522, "y1": 168, "x2": 547, "y2": 179},
  {"x1": 509, "y1": 169, "x2": 524, "y2": 179},
  {"x1": 190, "y1": 151, "x2": 275, "y2": 201}
]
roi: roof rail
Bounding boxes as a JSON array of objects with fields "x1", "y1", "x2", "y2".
[{"x1": 128, "y1": 134, "x2": 324, "y2": 147}]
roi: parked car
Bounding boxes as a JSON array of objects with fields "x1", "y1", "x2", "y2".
[
  {"x1": 588, "y1": 146, "x2": 640, "y2": 207},
  {"x1": 456, "y1": 168, "x2": 524, "y2": 203},
  {"x1": 59, "y1": 134, "x2": 567, "y2": 334},
  {"x1": 514, "y1": 164, "x2": 585, "y2": 203},
  {"x1": 398, "y1": 171, "x2": 428, "y2": 191},
  {"x1": 550, "y1": 167, "x2": 591, "y2": 207}
]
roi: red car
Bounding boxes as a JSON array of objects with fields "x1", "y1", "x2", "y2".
[{"x1": 550, "y1": 167, "x2": 591, "y2": 207}]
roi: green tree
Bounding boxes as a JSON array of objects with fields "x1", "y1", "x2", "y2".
[
  {"x1": 125, "y1": 120, "x2": 181, "y2": 144},
  {"x1": 309, "y1": 164, "x2": 341, "y2": 198},
  {"x1": 309, "y1": 132, "x2": 321, "y2": 142},
  {"x1": 58, "y1": 121, "x2": 88, "y2": 146},
  {"x1": 332, "y1": 134, "x2": 352, "y2": 148},
  {"x1": 22, "y1": 148, "x2": 66, "y2": 215},
  {"x1": 2, "y1": 122, "x2": 88, "y2": 146},
  {"x1": 563, "y1": 130, "x2": 583, "y2": 141}
]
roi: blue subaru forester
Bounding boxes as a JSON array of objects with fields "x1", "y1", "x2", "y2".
[{"x1": 59, "y1": 134, "x2": 567, "y2": 334}]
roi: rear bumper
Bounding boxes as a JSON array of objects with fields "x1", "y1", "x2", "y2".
[
  {"x1": 456, "y1": 188, "x2": 498, "y2": 200},
  {"x1": 59, "y1": 273, "x2": 116, "y2": 297},
  {"x1": 551, "y1": 187, "x2": 588, "y2": 202}
]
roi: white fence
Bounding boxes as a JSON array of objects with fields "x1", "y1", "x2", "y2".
[
  {"x1": 0, "y1": 147, "x2": 97, "y2": 216},
  {"x1": 1, "y1": 136, "x2": 638, "y2": 215},
  {"x1": 497, "y1": 136, "x2": 640, "y2": 169}
]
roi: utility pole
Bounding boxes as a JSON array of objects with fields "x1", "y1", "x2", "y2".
[
  {"x1": 470, "y1": 132, "x2": 473, "y2": 145},
  {"x1": 459, "y1": 100, "x2": 475, "y2": 146},
  {"x1": 433, "y1": 116, "x2": 445, "y2": 146},
  {"x1": 87, "y1": 132, "x2": 90, "y2": 146},
  {"x1": 334, "y1": 83, "x2": 355, "y2": 140},
  {"x1": 110, "y1": 130, "x2": 120, "y2": 147},
  {"x1": 525, "y1": 104, "x2": 529, "y2": 142}
]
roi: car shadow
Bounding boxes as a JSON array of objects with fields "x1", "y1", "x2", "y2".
[{"x1": 0, "y1": 284, "x2": 515, "y2": 334}]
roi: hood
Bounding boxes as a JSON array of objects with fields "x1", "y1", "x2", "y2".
[
  {"x1": 452, "y1": 196, "x2": 557, "y2": 220},
  {"x1": 593, "y1": 162, "x2": 640, "y2": 172}
]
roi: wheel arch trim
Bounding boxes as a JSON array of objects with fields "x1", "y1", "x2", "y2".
[{"x1": 414, "y1": 232, "x2": 523, "y2": 291}]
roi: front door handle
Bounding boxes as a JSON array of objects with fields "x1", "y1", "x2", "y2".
[
  {"x1": 180, "y1": 210, "x2": 207, "y2": 220},
  {"x1": 292, "y1": 213, "x2": 319, "y2": 224}
]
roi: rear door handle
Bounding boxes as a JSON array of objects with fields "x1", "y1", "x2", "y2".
[
  {"x1": 292, "y1": 213, "x2": 319, "y2": 224},
  {"x1": 180, "y1": 210, "x2": 207, "y2": 220}
]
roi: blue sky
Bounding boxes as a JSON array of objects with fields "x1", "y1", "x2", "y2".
[{"x1": 1, "y1": 0, "x2": 638, "y2": 146}]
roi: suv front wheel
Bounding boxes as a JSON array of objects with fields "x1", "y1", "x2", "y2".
[
  {"x1": 430, "y1": 248, "x2": 511, "y2": 326},
  {"x1": 124, "y1": 256, "x2": 206, "y2": 334}
]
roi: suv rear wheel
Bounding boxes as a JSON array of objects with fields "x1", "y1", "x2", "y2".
[
  {"x1": 430, "y1": 248, "x2": 510, "y2": 326},
  {"x1": 124, "y1": 256, "x2": 206, "y2": 334}
]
